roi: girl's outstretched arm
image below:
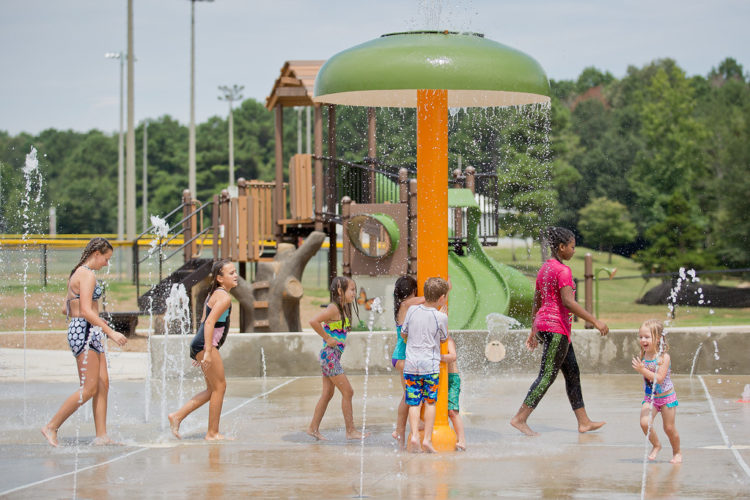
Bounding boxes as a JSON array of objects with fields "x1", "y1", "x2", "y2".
[
  {"x1": 201, "y1": 293, "x2": 231, "y2": 368},
  {"x1": 310, "y1": 304, "x2": 339, "y2": 348},
  {"x1": 560, "y1": 286, "x2": 609, "y2": 335}
]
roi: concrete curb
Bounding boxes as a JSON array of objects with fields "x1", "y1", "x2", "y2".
[{"x1": 150, "y1": 325, "x2": 750, "y2": 378}]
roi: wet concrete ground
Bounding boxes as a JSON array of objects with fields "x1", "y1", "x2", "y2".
[{"x1": 1, "y1": 373, "x2": 748, "y2": 498}]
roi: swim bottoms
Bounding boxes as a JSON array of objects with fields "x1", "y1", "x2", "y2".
[
  {"x1": 67, "y1": 317, "x2": 104, "y2": 357},
  {"x1": 643, "y1": 390, "x2": 678, "y2": 410},
  {"x1": 404, "y1": 372, "x2": 439, "y2": 406},
  {"x1": 320, "y1": 346, "x2": 344, "y2": 377},
  {"x1": 448, "y1": 372, "x2": 461, "y2": 411}
]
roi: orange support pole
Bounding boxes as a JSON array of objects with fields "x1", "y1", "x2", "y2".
[{"x1": 415, "y1": 88, "x2": 456, "y2": 452}]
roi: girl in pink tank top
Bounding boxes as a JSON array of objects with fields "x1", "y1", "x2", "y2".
[{"x1": 510, "y1": 227, "x2": 610, "y2": 437}]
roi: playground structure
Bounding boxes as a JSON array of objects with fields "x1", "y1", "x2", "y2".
[{"x1": 130, "y1": 55, "x2": 538, "y2": 335}]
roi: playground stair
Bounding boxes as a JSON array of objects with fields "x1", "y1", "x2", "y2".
[
  {"x1": 251, "y1": 280, "x2": 272, "y2": 331},
  {"x1": 137, "y1": 258, "x2": 214, "y2": 315}
]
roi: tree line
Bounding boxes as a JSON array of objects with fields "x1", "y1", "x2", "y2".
[{"x1": 1, "y1": 57, "x2": 748, "y2": 273}]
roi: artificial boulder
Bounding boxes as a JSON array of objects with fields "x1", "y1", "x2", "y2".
[{"x1": 231, "y1": 231, "x2": 326, "y2": 332}]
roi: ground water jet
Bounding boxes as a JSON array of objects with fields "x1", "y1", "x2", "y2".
[
  {"x1": 143, "y1": 214, "x2": 170, "y2": 424},
  {"x1": 161, "y1": 283, "x2": 190, "y2": 431},
  {"x1": 358, "y1": 296, "x2": 383, "y2": 498},
  {"x1": 20, "y1": 146, "x2": 44, "y2": 424}
]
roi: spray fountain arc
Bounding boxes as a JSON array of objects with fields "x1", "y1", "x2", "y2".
[{"x1": 314, "y1": 30, "x2": 550, "y2": 452}]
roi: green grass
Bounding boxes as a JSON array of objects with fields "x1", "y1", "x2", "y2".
[
  {"x1": 3, "y1": 283, "x2": 67, "y2": 293},
  {"x1": 485, "y1": 244, "x2": 750, "y2": 329}
]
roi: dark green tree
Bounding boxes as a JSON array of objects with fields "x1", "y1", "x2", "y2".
[
  {"x1": 634, "y1": 192, "x2": 717, "y2": 273},
  {"x1": 578, "y1": 197, "x2": 637, "y2": 263}
]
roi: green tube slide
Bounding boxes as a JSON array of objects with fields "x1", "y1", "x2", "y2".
[{"x1": 447, "y1": 189, "x2": 533, "y2": 330}]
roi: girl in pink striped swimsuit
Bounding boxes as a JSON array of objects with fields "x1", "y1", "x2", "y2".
[{"x1": 631, "y1": 319, "x2": 682, "y2": 463}]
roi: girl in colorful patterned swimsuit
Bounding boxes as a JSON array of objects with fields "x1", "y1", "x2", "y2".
[
  {"x1": 631, "y1": 319, "x2": 682, "y2": 463},
  {"x1": 307, "y1": 276, "x2": 368, "y2": 441}
]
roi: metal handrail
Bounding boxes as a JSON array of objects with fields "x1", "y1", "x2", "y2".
[
  {"x1": 164, "y1": 225, "x2": 212, "y2": 262},
  {"x1": 134, "y1": 202, "x2": 188, "y2": 242},
  {"x1": 133, "y1": 198, "x2": 213, "y2": 295}
]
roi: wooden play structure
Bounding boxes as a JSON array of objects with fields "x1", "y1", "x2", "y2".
[{"x1": 127, "y1": 59, "x2": 518, "y2": 335}]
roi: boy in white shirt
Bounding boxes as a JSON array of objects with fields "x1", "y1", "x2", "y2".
[{"x1": 402, "y1": 277, "x2": 450, "y2": 453}]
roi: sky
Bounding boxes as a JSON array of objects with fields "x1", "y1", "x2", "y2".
[{"x1": 1, "y1": 0, "x2": 748, "y2": 136}]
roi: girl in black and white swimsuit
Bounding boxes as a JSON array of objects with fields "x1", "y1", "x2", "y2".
[{"x1": 41, "y1": 238, "x2": 128, "y2": 447}]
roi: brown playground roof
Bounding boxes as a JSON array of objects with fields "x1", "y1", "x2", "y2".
[{"x1": 265, "y1": 60, "x2": 325, "y2": 110}]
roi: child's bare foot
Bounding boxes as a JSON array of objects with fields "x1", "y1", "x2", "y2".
[
  {"x1": 407, "y1": 438, "x2": 421, "y2": 453},
  {"x1": 168, "y1": 413, "x2": 182, "y2": 439},
  {"x1": 205, "y1": 433, "x2": 233, "y2": 441},
  {"x1": 421, "y1": 440, "x2": 436, "y2": 453},
  {"x1": 41, "y1": 426, "x2": 58, "y2": 447},
  {"x1": 578, "y1": 420, "x2": 605, "y2": 433},
  {"x1": 669, "y1": 452, "x2": 682, "y2": 464},
  {"x1": 648, "y1": 443, "x2": 662, "y2": 460},
  {"x1": 456, "y1": 441, "x2": 466, "y2": 451},
  {"x1": 392, "y1": 430, "x2": 405, "y2": 448},
  {"x1": 92, "y1": 436, "x2": 122, "y2": 446},
  {"x1": 346, "y1": 429, "x2": 370, "y2": 440},
  {"x1": 306, "y1": 428, "x2": 327, "y2": 441},
  {"x1": 510, "y1": 417, "x2": 539, "y2": 436}
]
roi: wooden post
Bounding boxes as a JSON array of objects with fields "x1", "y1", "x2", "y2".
[
  {"x1": 465, "y1": 166, "x2": 476, "y2": 194},
  {"x1": 584, "y1": 253, "x2": 594, "y2": 328},
  {"x1": 367, "y1": 106, "x2": 377, "y2": 203},
  {"x1": 452, "y1": 169, "x2": 463, "y2": 239},
  {"x1": 408, "y1": 178, "x2": 418, "y2": 276},
  {"x1": 182, "y1": 189, "x2": 192, "y2": 263},
  {"x1": 327, "y1": 104, "x2": 337, "y2": 290},
  {"x1": 341, "y1": 196, "x2": 352, "y2": 277},
  {"x1": 220, "y1": 189, "x2": 230, "y2": 259},
  {"x1": 398, "y1": 168, "x2": 409, "y2": 204},
  {"x1": 274, "y1": 104, "x2": 284, "y2": 243},
  {"x1": 314, "y1": 104, "x2": 323, "y2": 231},
  {"x1": 212, "y1": 194, "x2": 219, "y2": 260}
]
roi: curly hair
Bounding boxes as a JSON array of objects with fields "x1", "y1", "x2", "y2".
[{"x1": 545, "y1": 226, "x2": 575, "y2": 259}]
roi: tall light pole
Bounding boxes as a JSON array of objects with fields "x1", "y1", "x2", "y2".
[
  {"x1": 218, "y1": 84, "x2": 243, "y2": 186},
  {"x1": 105, "y1": 51, "x2": 125, "y2": 241},
  {"x1": 142, "y1": 119, "x2": 148, "y2": 231},
  {"x1": 188, "y1": 0, "x2": 214, "y2": 198},
  {"x1": 126, "y1": 0, "x2": 136, "y2": 240}
]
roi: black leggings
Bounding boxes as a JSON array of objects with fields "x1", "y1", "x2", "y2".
[{"x1": 523, "y1": 331, "x2": 584, "y2": 410}]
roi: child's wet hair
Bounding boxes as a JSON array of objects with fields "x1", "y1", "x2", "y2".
[
  {"x1": 424, "y1": 277, "x2": 449, "y2": 303},
  {"x1": 640, "y1": 318, "x2": 668, "y2": 358},
  {"x1": 207, "y1": 259, "x2": 232, "y2": 298},
  {"x1": 330, "y1": 276, "x2": 357, "y2": 324},
  {"x1": 393, "y1": 275, "x2": 419, "y2": 323},
  {"x1": 545, "y1": 226, "x2": 575, "y2": 258}
]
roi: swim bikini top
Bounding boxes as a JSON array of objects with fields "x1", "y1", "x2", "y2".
[{"x1": 66, "y1": 265, "x2": 104, "y2": 318}]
